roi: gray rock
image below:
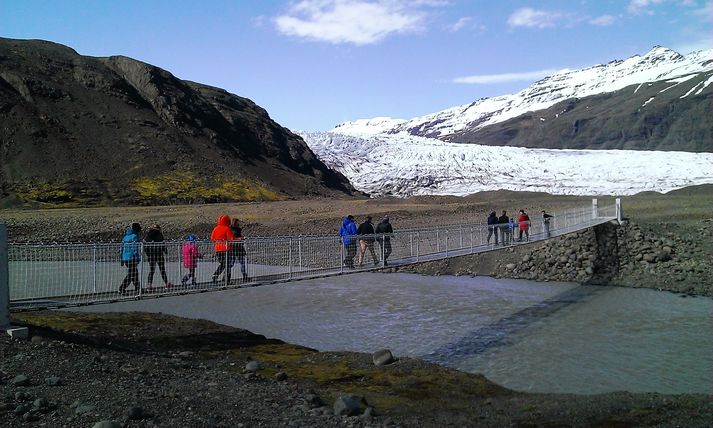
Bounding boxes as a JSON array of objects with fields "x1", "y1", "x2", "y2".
[
  {"x1": 305, "y1": 393, "x2": 323, "y2": 408},
  {"x1": 274, "y1": 371, "x2": 288, "y2": 381},
  {"x1": 45, "y1": 376, "x2": 62, "y2": 386},
  {"x1": 11, "y1": 375, "x2": 30, "y2": 386},
  {"x1": 372, "y1": 349, "x2": 395, "y2": 366},
  {"x1": 33, "y1": 398, "x2": 48, "y2": 408},
  {"x1": 75, "y1": 404, "x2": 96, "y2": 415},
  {"x1": 333, "y1": 395, "x2": 361, "y2": 416},
  {"x1": 14, "y1": 403, "x2": 31, "y2": 415},
  {"x1": 92, "y1": 421, "x2": 123, "y2": 428},
  {"x1": 15, "y1": 391, "x2": 32, "y2": 401},
  {"x1": 22, "y1": 412, "x2": 40, "y2": 422},
  {"x1": 30, "y1": 336, "x2": 44, "y2": 344},
  {"x1": 505, "y1": 263, "x2": 517, "y2": 270},
  {"x1": 657, "y1": 251, "x2": 672, "y2": 262},
  {"x1": 245, "y1": 360, "x2": 262, "y2": 372},
  {"x1": 522, "y1": 254, "x2": 532, "y2": 263},
  {"x1": 643, "y1": 253, "x2": 656, "y2": 263}
]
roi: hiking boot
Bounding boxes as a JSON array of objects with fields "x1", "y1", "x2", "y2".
[
  {"x1": 181, "y1": 276, "x2": 188, "y2": 286},
  {"x1": 166, "y1": 282, "x2": 174, "y2": 288}
]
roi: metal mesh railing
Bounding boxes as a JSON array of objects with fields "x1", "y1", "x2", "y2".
[{"x1": 6, "y1": 201, "x2": 617, "y2": 310}]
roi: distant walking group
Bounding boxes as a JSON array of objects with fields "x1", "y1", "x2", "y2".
[
  {"x1": 339, "y1": 214, "x2": 393, "y2": 268},
  {"x1": 118, "y1": 214, "x2": 250, "y2": 293},
  {"x1": 486, "y1": 209, "x2": 553, "y2": 245}
]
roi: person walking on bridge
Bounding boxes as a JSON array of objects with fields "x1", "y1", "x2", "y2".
[
  {"x1": 357, "y1": 216, "x2": 379, "y2": 267},
  {"x1": 487, "y1": 212, "x2": 498, "y2": 245},
  {"x1": 498, "y1": 211, "x2": 510, "y2": 245},
  {"x1": 542, "y1": 210, "x2": 554, "y2": 238},
  {"x1": 375, "y1": 215, "x2": 393, "y2": 266},
  {"x1": 119, "y1": 222, "x2": 142, "y2": 293},
  {"x1": 339, "y1": 215, "x2": 358, "y2": 269},
  {"x1": 229, "y1": 218, "x2": 249, "y2": 283},
  {"x1": 145, "y1": 224, "x2": 173, "y2": 290},
  {"x1": 211, "y1": 214, "x2": 235, "y2": 286},
  {"x1": 181, "y1": 234, "x2": 201, "y2": 286},
  {"x1": 517, "y1": 210, "x2": 531, "y2": 242}
]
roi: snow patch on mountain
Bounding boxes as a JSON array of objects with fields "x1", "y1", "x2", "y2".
[
  {"x1": 299, "y1": 131, "x2": 713, "y2": 197},
  {"x1": 332, "y1": 46, "x2": 713, "y2": 139}
]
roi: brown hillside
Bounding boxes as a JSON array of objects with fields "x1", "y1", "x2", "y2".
[{"x1": 0, "y1": 38, "x2": 355, "y2": 207}]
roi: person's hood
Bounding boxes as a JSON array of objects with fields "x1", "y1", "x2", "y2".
[
  {"x1": 124, "y1": 227, "x2": 137, "y2": 237},
  {"x1": 217, "y1": 214, "x2": 231, "y2": 227},
  {"x1": 342, "y1": 217, "x2": 353, "y2": 227}
]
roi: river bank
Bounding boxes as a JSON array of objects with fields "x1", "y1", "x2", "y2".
[
  {"x1": 400, "y1": 219, "x2": 713, "y2": 297},
  {"x1": 2, "y1": 311, "x2": 711, "y2": 427}
]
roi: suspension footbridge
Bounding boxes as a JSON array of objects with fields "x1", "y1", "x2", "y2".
[{"x1": 1, "y1": 199, "x2": 620, "y2": 323}]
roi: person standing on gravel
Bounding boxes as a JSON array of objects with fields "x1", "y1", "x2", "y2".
[
  {"x1": 119, "y1": 222, "x2": 142, "y2": 293},
  {"x1": 229, "y1": 218, "x2": 249, "y2": 283},
  {"x1": 145, "y1": 224, "x2": 173, "y2": 290},
  {"x1": 375, "y1": 215, "x2": 394, "y2": 266},
  {"x1": 211, "y1": 214, "x2": 235, "y2": 285},
  {"x1": 498, "y1": 211, "x2": 510, "y2": 245},
  {"x1": 357, "y1": 216, "x2": 379, "y2": 267},
  {"x1": 339, "y1": 215, "x2": 358, "y2": 269},
  {"x1": 487, "y1": 212, "x2": 498, "y2": 245}
]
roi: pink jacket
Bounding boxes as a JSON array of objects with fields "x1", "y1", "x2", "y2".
[{"x1": 182, "y1": 242, "x2": 201, "y2": 269}]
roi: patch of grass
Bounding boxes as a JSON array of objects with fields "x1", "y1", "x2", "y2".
[
  {"x1": 132, "y1": 170, "x2": 286, "y2": 204},
  {"x1": 15, "y1": 181, "x2": 75, "y2": 204}
]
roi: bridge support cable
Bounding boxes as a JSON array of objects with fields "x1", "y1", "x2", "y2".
[{"x1": 7, "y1": 201, "x2": 617, "y2": 311}]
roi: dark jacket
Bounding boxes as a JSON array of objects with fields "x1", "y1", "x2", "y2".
[
  {"x1": 230, "y1": 226, "x2": 246, "y2": 257},
  {"x1": 144, "y1": 228, "x2": 166, "y2": 260},
  {"x1": 375, "y1": 219, "x2": 393, "y2": 238},
  {"x1": 339, "y1": 217, "x2": 357, "y2": 245},
  {"x1": 498, "y1": 214, "x2": 509, "y2": 228},
  {"x1": 357, "y1": 220, "x2": 375, "y2": 241},
  {"x1": 487, "y1": 213, "x2": 498, "y2": 226}
]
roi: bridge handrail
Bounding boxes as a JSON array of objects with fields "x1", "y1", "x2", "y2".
[{"x1": 3, "y1": 200, "x2": 617, "y2": 310}]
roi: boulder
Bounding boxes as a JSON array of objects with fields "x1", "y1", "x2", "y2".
[
  {"x1": 372, "y1": 349, "x2": 395, "y2": 366},
  {"x1": 333, "y1": 396, "x2": 361, "y2": 416}
]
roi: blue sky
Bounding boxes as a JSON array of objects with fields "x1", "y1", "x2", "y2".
[{"x1": 1, "y1": 0, "x2": 711, "y2": 131}]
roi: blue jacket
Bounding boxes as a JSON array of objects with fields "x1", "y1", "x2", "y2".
[
  {"x1": 120, "y1": 228, "x2": 141, "y2": 262},
  {"x1": 339, "y1": 217, "x2": 357, "y2": 245}
]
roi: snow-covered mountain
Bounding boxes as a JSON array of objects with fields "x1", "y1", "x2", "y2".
[
  {"x1": 298, "y1": 46, "x2": 713, "y2": 197},
  {"x1": 333, "y1": 46, "x2": 713, "y2": 141},
  {"x1": 298, "y1": 131, "x2": 713, "y2": 197}
]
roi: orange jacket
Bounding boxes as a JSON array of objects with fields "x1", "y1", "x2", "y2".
[{"x1": 210, "y1": 215, "x2": 235, "y2": 252}]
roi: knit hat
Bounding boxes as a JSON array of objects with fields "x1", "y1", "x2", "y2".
[{"x1": 187, "y1": 234, "x2": 196, "y2": 241}]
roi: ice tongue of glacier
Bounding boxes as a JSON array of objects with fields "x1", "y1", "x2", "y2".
[{"x1": 298, "y1": 131, "x2": 713, "y2": 197}]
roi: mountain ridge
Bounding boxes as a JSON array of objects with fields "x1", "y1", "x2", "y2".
[
  {"x1": 0, "y1": 38, "x2": 355, "y2": 207},
  {"x1": 331, "y1": 46, "x2": 712, "y2": 152}
]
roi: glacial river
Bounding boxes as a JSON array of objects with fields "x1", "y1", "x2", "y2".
[{"x1": 76, "y1": 273, "x2": 713, "y2": 395}]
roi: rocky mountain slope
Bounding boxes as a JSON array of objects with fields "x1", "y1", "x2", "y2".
[
  {"x1": 333, "y1": 46, "x2": 712, "y2": 152},
  {"x1": 0, "y1": 38, "x2": 354, "y2": 207}
]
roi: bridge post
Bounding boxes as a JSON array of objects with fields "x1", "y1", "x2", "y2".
[
  {"x1": 92, "y1": 244, "x2": 97, "y2": 293},
  {"x1": 616, "y1": 198, "x2": 623, "y2": 222},
  {"x1": 1, "y1": 225, "x2": 9, "y2": 329},
  {"x1": 288, "y1": 238, "x2": 293, "y2": 280},
  {"x1": 592, "y1": 199, "x2": 598, "y2": 220}
]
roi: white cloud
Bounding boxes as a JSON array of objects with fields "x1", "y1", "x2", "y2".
[
  {"x1": 672, "y1": 36, "x2": 713, "y2": 54},
  {"x1": 628, "y1": 0, "x2": 664, "y2": 14},
  {"x1": 507, "y1": 8, "x2": 565, "y2": 28},
  {"x1": 452, "y1": 69, "x2": 562, "y2": 84},
  {"x1": 692, "y1": 0, "x2": 713, "y2": 19},
  {"x1": 448, "y1": 17, "x2": 472, "y2": 32},
  {"x1": 274, "y1": 0, "x2": 440, "y2": 45},
  {"x1": 589, "y1": 14, "x2": 617, "y2": 26}
]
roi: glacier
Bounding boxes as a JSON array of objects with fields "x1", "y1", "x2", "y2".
[{"x1": 299, "y1": 131, "x2": 713, "y2": 197}]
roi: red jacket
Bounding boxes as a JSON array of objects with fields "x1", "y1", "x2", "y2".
[
  {"x1": 210, "y1": 215, "x2": 234, "y2": 252},
  {"x1": 518, "y1": 213, "x2": 530, "y2": 230}
]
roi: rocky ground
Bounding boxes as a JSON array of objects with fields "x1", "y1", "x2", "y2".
[{"x1": 2, "y1": 312, "x2": 711, "y2": 428}]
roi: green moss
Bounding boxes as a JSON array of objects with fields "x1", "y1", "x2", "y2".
[
  {"x1": 132, "y1": 171, "x2": 286, "y2": 203},
  {"x1": 15, "y1": 181, "x2": 74, "y2": 203}
]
